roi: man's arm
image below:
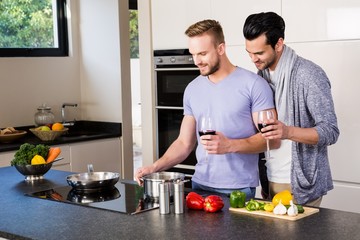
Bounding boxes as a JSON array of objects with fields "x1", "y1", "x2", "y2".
[
  {"x1": 135, "y1": 115, "x2": 197, "y2": 184},
  {"x1": 201, "y1": 108, "x2": 280, "y2": 154}
]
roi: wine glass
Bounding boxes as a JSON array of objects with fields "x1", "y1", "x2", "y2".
[
  {"x1": 198, "y1": 115, "x2": 216, "y2": 163},
  {"x1": 258, "y1": 110, "x2": 274, "y2": 160}
]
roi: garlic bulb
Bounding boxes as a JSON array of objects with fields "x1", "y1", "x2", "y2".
[
  {"x1": 287, "y1": 200, "x2": 298, "y2": 216},
  {"x1": 273, "y1": 200, "x2": 287, "y2": 215}
]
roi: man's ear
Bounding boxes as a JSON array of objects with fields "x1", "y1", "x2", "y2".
[
  {"x1": 217, "y1": 42, "x2": 225, "y2": 55},
  {"x1": 275, "y1": 38, "x2": 284, "y2": 53}
]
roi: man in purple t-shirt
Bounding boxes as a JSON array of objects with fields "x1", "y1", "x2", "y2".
[{"x1": 135, "y1": 19, "x2": 278, "y2": 200}]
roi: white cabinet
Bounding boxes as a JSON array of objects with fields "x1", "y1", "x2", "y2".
[
  {"x1": 0, "y1": 138, "x2": 122, "y2": 175},
  {"x1": 70, "y1": 138, "x2": 122, "y2": 174},
  {"x1": 52, "y1": 144, "x2": 71, "y2": 171},
  {"x1": 150, "y1": 0, "x2": 281, "y2": 49},
  {"x1": 0, "y1": 151, "x2": 16, "y2": 167},
  {"x1": 151, "y1": 0, "x2": 212, "y2": 50}
]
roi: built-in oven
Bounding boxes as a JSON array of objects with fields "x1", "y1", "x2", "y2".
[{"x1": 154, "y1": 49, "x2": 200, "y2": 186}]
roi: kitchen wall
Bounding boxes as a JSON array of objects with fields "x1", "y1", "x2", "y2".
[
  {"x1": 138, "y1": 0, "x2": 360, "y2": 212},
  {"x1": 0, "y1": 0, "x2": 127, "y2": 127},
  {"x1": 0, "y1": 0, "x2": 81, "y2": 127},
  {"x1": 77, "y1": 0, "x2": 133, "y2": 179},
  {"x1": 0, "y1": 0, "x2": 134, "y2": 178}
]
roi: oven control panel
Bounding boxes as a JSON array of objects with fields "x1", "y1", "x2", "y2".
[{"x1": 155, "y1": 55, "x2": 194, "y2": 66}]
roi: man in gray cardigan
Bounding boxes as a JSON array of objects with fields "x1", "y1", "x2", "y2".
[{"x1": 243, "y1": 12, "x2": 340, "y2": 206}]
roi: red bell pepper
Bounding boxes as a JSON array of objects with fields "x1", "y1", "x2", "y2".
[
  {"x1": 186, "y1": 192, "x2": 205, "y2": 210},
  {"x1": 203, "y1": 195, "x2": 224, "y2": 213}
]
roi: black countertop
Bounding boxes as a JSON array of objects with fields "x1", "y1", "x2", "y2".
[
  {"x1": 0, "y1": 167, "x2": 359, "y2": 240},
  {"x1": 0, "y1": 120, "x2": 122, "y2": 152}
]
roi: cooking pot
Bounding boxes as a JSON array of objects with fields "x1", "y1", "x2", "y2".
[
  {"x1": 141, "y1": 172, "x2": 185, "y2": 202},
  {"x1": 66, "y1": 164, "x2": 120, "y2": 191}
]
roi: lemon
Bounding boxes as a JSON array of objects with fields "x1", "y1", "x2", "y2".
[
  {"x1": 52, "y1": 122, "x2": 64, "y2": 131},
  {"x1": 31, "y1": 155, "x2": 46, "y2": 165},
  {"x1": 264, "y1": 203, "x2": 275, "y2": 212}
]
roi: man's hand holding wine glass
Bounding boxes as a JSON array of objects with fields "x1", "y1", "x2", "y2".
[
  {"x1": 260, "y1": 118, "x2": 291, "y2": 140},
  {"x1": 199, "y1": 131, "x2": 233, "y2": 155}
]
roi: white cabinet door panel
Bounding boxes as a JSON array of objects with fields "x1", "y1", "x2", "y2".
[
  {"x1": 70, "y1": 138, "x2": 121, "y2": 174},
  {"x1": 151, "y1": 0, "x2": 212, "y2": 50},
  {"x1": 283, "y1": 0, "x2": 360, "y2": 42},
  {"x1": 0, "y1": 151, "x2": 16, "y2": 167}
]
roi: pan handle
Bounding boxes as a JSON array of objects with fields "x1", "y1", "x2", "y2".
[{"x1": 87, "y1": 164, "x2": 94, "y2": 174}]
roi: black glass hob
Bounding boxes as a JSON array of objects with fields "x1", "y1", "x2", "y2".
[{"x1": 25, "y1": 181, "x2": 159, "y2": 215}]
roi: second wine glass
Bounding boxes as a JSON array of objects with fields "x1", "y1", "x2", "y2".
[
  {"x1": 198, "y1": 116, "x2": 216, "y2": 163},
  {"x1": 258, "y1": 110, "x2": 274, "y2": 160}
]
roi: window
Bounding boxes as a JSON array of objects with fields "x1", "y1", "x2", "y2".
[
  {"x1": 0, "y1": 0, "x2": 68, "y2": 57},
  {"x1": 129, "y1": 0, "x2": 138, "y2": 58}
]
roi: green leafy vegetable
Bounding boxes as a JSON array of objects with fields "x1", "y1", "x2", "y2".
[{"x1": 10, "y1": 143, "x2": 50, "y2": 166}]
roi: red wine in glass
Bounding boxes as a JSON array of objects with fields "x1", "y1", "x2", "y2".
[
  {"x1": 258, "y1": 110, "x2": 274, "y2": 160},
  {"x1": 198, "y1": 116, "x2": 215, "y2": 163},
  {"x1": 198, "y1": 130, "x2": 216, "y2": 136},
  {"x1": 257, "y1": 123, "x2": 273, "y2": 133}
]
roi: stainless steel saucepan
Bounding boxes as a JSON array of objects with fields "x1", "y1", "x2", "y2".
[
  {"x1": 66, "y1": 164, "x2": 120, "y2": 191},
  {"x1": 140, "y1": 172, "x2": 185, "y2": 201}
]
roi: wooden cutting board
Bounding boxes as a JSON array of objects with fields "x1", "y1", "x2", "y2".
[{"x1": 229, "y1": 203, "x2": 319, "y2": 221}]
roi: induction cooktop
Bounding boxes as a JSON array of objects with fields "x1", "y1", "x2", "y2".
[{"x1": 25, "y1": 180, "x2": 159, "y2": 215}]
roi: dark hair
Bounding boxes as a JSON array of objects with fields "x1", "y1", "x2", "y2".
[
  {"x1": 243, "y1": 12, "x2": 285, "y2": 49},
  {"x1": 185, "y1": 19, "x2": 225, "y2": 46}
]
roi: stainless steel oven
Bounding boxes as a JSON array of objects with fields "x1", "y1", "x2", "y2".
[{"x1": 154, "y1": 49, "x2": 199, "y2": 184}]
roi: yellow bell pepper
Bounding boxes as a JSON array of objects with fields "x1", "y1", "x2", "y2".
[{"x1": 272, "y1": 190, "x2": 293, "y2": 206}]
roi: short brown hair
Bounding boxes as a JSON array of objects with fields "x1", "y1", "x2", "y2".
[{"x1": 185, "y1": 19, "x2": 225, "y2": 46}]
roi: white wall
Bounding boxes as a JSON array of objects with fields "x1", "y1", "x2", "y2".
[
  {"x1": 142, "y1": 0, "x2": 360, "y2": 213},
  {"x1": 0, "y1": 0, "x2": 81, "y2": 127},
  {"x1": 77, "y1": 0, "x2": 133, "y2": 179},
  {"x1": 0, "y1": 0, "x2": 133, "y2": 178},
  {"x1": 0, "y1": 0, "x2": 126, "y2": 127},
  {"x1": 78, "y1": 0, "x2": 122, "y2": 122}
]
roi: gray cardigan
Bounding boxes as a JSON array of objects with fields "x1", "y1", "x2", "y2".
[{"x1": 288, "y1": 56, "x2": 339, "y2": 204}]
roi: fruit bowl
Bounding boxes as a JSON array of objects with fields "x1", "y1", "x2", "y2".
[
  {"x1": 0, "y1": 130, "x2": 27, "y2": 143},
  {"x1": 29, "y1": 128, "x2": 68, "y2": 141},
  {"x1": 14, "y1": 163, "x2": 53, "y2": 181}
]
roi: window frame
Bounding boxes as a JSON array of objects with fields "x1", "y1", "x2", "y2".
[{"x1": 0, "y1": 0, "x2": 69, "y2": 57}]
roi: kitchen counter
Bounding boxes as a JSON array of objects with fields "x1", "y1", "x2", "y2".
[
  {"x1": 0, "y1": 121, "x2": 122, "y2": 152},
  {"x1": 0, "y1": 167, "x2": 359, "y2": 240}
]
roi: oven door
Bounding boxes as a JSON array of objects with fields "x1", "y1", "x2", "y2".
[
  {"x1": 156, "y1": 108, "x2": 197, "y2": 180},
  {"x1": 155, "y1": 68, "x2": 199, "y2": 107}
]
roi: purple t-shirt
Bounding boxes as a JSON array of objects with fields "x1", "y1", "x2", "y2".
[{"x1": 183, "y1": 67, "x2": 274, "y2": 189}]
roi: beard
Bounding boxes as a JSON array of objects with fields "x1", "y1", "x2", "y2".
[
  {"x1": 199, "y1": 59, "x2": 220, "y2": 76},
  {"x1": 255, "y1": 51, "x2": 277, "y2": 71}
]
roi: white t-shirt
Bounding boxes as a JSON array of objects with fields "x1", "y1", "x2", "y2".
[
  {"x1": 266, "y1": 70, "x2": 291, "y2": 183},
  {"x1": 266, "y1": 139, "x2": 291, "y2": 183}
]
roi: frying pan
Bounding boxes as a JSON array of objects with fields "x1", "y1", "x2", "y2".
[{"x1": 66, "y1": 164, "x2": 120, "y2": 191}]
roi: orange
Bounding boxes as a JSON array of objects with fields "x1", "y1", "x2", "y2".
[
  {"x1": 52, "y1": 122, "x2": 64, "y2": 131},
  {"x1": 272, "y1": 190, "x2": 293, "y2": 206}
]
